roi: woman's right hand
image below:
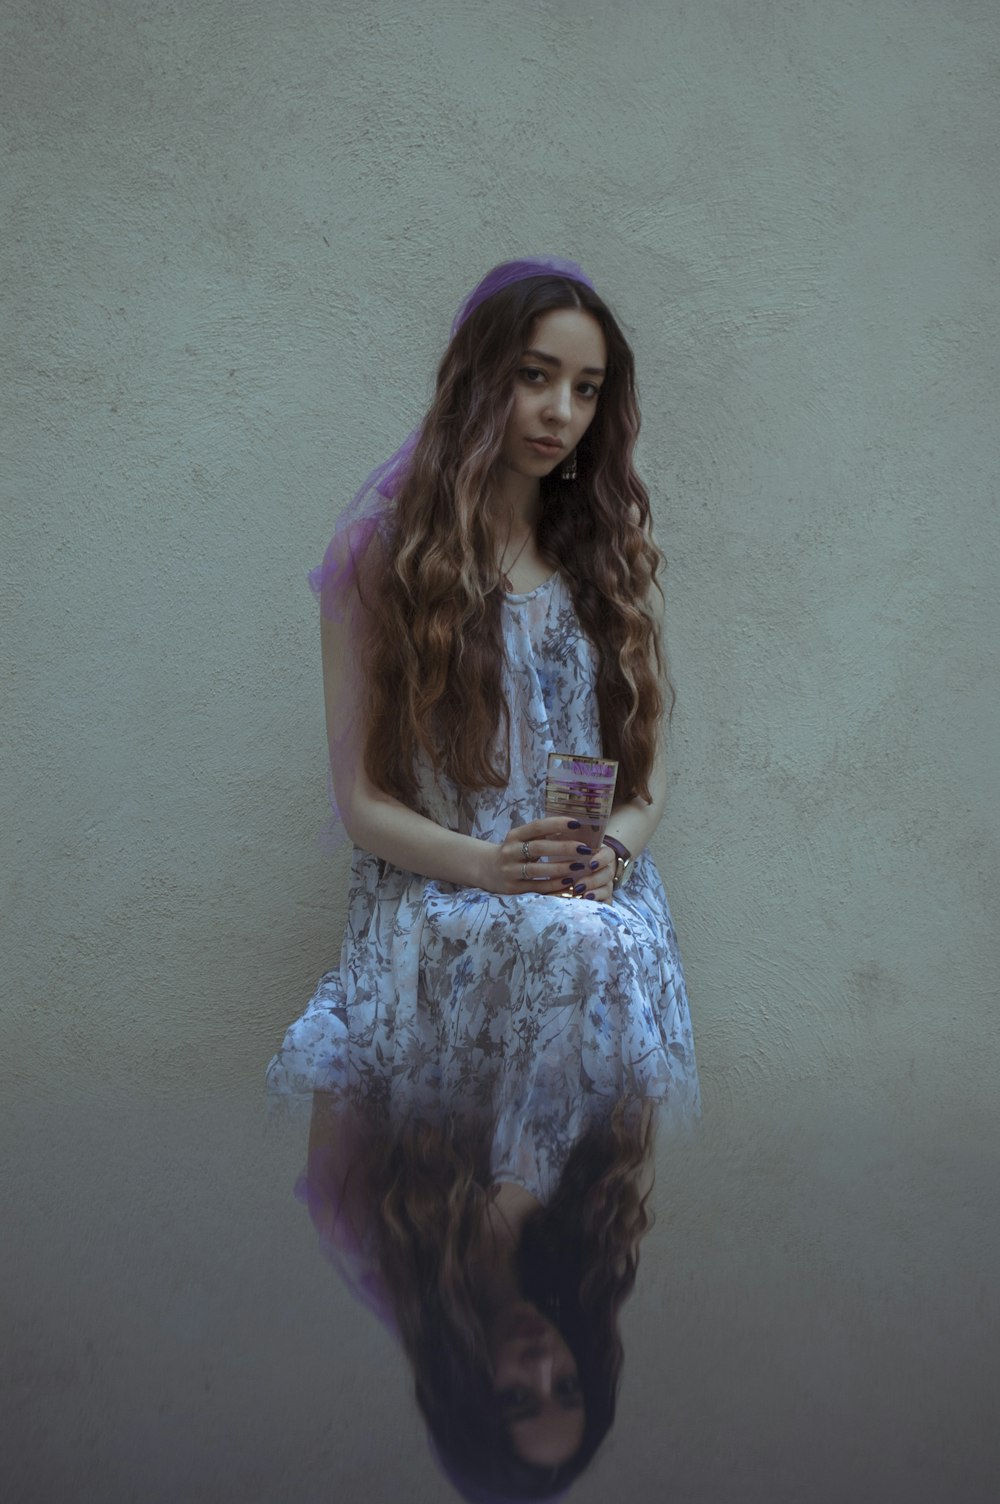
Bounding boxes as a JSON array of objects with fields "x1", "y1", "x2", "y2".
[{"x1": 479, "y1": 817, "x2": 602, "y2": 898}]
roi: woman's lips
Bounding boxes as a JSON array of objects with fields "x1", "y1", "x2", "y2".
[{"x1": 526, "y1": 438, "x2": 563, "y2": 456}]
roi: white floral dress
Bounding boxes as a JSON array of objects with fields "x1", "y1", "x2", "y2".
[{"x1": 266, "y1": 570, "x2": 700, "y2": 1201}]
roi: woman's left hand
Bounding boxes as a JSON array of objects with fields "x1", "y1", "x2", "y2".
[{"x1": 580, "y1": 842, "x2": 617, "y2": 904}]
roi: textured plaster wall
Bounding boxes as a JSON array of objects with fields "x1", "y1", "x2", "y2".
[{"x1": 3, "y1": 2, "x2": 998, "y2": 1501}]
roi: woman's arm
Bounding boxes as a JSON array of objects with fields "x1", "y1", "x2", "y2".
[
  {"x1": 322, "y1": 611, "x2": 493, "y2": 885},
  {"x1": 321, "y1": 610, "x2": 587, "y2": 893},
  {"x1": 603, "y1": 727, "x2": 668, "y2": 859}
]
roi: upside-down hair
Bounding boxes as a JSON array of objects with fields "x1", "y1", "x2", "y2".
[{"x1": 309, "y1": 1092, "x2": 656, "y2": 1502}]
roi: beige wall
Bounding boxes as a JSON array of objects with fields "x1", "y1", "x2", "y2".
[{"x1": 4, "y1": 2, "x2": 998, "y2": 1500}]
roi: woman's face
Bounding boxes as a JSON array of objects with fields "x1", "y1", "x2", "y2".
[
  {"x1": 498, "y1": 307, "x2": 607, "y2": 483},
  {"x1": 489, "y1": 1300, "x2": 586, "y2": 1466}
]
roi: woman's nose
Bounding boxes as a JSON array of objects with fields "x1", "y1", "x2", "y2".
[
  {"x1": 526, "y1": 1351, "x2": 556, "y2": 1393},
  {"x1": 544, "y1": 384, "x2": 573, "y2": 421}
]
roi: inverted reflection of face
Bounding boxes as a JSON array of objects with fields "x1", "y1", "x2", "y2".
[{"x1": 491, "y1": 1304, "x2": 586, "y2": 1467}]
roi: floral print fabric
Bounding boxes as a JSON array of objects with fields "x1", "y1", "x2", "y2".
[{"x1": 266, "y1": 570, "x2": 700, "y2": 1200}]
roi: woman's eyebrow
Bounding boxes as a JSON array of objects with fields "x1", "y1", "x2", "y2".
[{"x1": 523, "y1": 347, "x2": 606, "y2": 377}]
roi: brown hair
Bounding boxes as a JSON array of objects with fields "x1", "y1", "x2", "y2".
[
  {"x1": 353, "y1": 274, "x2": 673, "y2": 809},
  {"x1": 320, "y1": 1097, "x2": 656, "y2": 1502}
]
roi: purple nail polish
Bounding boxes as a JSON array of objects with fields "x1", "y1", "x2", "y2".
[
  {"x1": 574, "y1": 882, "x2": 586, "y2": 894},
  {"x1": 567, "y1": 819, "x2": 581, "y2": 829},
  {"x1": 589, "y1": 860, "x2": 599, "y2": 870},
  {"x1": 570, "y1": 862, "x2": 584, "y2": 871},
  {"x1": 584, "y1": 891, "x2": 597, "y2": 900},
  {"x1": 576, "y1": 845, "x2": 593, "y2": 855}
]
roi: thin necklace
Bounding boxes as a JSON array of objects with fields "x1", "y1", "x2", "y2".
[{"x1": 499, "y1": 522, "x2": 533, "y2": 592}]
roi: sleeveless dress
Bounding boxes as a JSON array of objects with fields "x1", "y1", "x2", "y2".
[{"x1": 266, "y1": 569, "x2": 700, "y2": 1201}]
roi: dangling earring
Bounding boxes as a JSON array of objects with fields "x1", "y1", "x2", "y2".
[{"x1": 560, "y1": 449, "x2": 577, "y2": 482}]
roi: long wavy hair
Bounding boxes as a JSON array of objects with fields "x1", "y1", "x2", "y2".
[
  {"x1": 319, "y1": 1097, "x2": 657, "y2": 1503},
  {"x1": 352, "y1": 274, "x2": 673, "y2": 809}
]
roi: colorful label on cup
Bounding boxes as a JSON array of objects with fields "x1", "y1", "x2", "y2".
[{"x1": 544, "y1": 753, "x2": 619, "y2": 841}]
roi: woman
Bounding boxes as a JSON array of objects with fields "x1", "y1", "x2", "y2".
[{"x1": 267, "y1": 255, "x2": 700, "y2": 1494}]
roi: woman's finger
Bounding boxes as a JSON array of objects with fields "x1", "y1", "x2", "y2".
[
  {"x1": 521, "y1": 838, "x2": 598, "y2": 863},
  {"x1": 507, "y1": 816, "x2": 598, "y2": 845},
  {"x1": 506, "y1": 832, "x2": 600, "y2": 866},
  {"x1": 498, "y1": 823, "x2": 618, "y2": 897},
  {"x1": 504, "y1": 852, "x2": 590, "y2": 895},
  {"x1": 580, "y1": 845, "x2": 616, "y2": 903},
  {"x1": 508, "y1": 847, "x2": 598, "y2": 886}
]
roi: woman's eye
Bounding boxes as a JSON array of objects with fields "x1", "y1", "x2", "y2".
[
  {"x1": 519, "y1": 367, "x2": 600, "y2": 398},
  {"x1": 557, "y1": 1376, "x2": 582, "y2": 1401},
  {"x1": 497, "y1": 1386, "x2": 537, "y2": 1419}
]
